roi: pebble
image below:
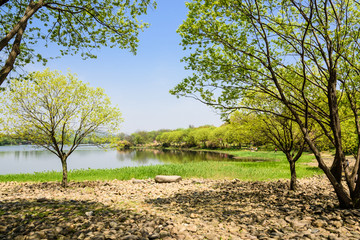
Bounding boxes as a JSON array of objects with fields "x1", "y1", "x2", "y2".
[
  {"x1": 109, "y1": 222, "x2": 118, "y2": 229},
  {"x1": 85, "y1": 211, "x2": 93, "y2": 217},
  {"x1": 1, "y1": 176, "x2": 360, "y2": 239}
]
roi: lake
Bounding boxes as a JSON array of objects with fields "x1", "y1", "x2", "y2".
[{"x1": 0, "y1": 145, "x2": 231, "y2": 175}]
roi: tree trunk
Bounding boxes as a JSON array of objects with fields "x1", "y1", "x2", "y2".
[
  {"x1": 0, "y1": 0, "x2": 43, "y2": 85},
  {"x1": 289, "y1": 160, "x2": 297, "y2": 191},
  {"x1": 331, "y1": 151, "x2": 343, "y2": 183},
  {"x1": 288, "y1": 112, "x2": 354, "y2": 208},
  {"x1": 61, "y1": 156, "x2": 68, "y2": 188},
  {"x1": 353, "y1": 192, "x2": 360, "y2": 208},
  {"x1": 284, "y1": 152, "x2": 297, "y2": 191},
  {"x1": 304, "y1": 136, "x2": 353, "y2": 208}
]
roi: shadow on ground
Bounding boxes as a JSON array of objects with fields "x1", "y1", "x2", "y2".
[
  {"x1": 0, "y1": 198, "x2": 173, "y2": 240},
  {"x1": 146, "y1": 179, "x2": 360, "y2": 227}
]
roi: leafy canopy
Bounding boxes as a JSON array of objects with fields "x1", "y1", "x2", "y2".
[
  {"x1": 0, "y1": 0, "x2": 156, "y2": 84},
  {"x1": 0, "y1": 68, "x2": 122, "y2": 158}
]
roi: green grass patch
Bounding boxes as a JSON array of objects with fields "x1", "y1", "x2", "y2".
[
  {"x1": 221, "y1": 150, "x2": 315, "y2": 163},
  {"x1": 0, "y1": 150, "x2": 321, "y2": 183}
]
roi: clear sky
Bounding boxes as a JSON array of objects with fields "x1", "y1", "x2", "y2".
[{"x1": 27, "y1": 0, "x2": 223, "y2": 134}]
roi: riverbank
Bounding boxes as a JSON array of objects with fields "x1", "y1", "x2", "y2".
[
  {"x1": 1, "y1": 176, "x2": 360, "y2": 239},
  {"x1": 0, "y1": 151, "x2": 321, "y2": 182}
]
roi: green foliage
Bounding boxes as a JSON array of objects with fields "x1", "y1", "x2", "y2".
[
  {"x1": 170, "y1": 0, "x2": 359, "y2": 153},
  {"x1": 117, "y1": 140, "x2": 132, "y2": 150},
  {"x1": 130, "y1": 129, "x2": 169, "y2": 146},
  {"x1": 0, "y1": 69, "x2": 122, "y2": 151},
  {"x1": 0, "y1": 69, "x2": 122, "y2": 186},
  {"x1": 0, "y1": 134, "x2": 24, "y2": 145},
  {"x1": 0, "y1": 0, "x2": 156, "y2": 84},
  {"x1": 172, "y1": 0, "x2": 360, "y2": 205},
  {"x1": 341, "y1": 118, "x2": 359, "y2": 155},
  {"x1": 154, "y1": 120, "x2": 269, "y2": 149}
]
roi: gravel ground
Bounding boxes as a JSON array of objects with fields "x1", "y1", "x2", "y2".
[{"x1": 1, "y1": 175, "x2": 360, "y2": 239}]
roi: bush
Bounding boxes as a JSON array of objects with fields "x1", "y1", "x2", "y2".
[{"x1": 117, "y1": 140, "x2": 131, "y2": 150}]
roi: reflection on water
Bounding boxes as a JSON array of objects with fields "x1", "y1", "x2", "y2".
[
  {"x1": 0, "y1": 145, "x2": 232, "y2": 175},
  {"x1": 117, "y1": 149, "x2": 232, "y2": 164}
]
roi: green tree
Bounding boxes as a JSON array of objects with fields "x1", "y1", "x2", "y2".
[
  {"x1": 193, "y1": 126, "x2": 213, "y2": 148},
  {"x1": 229, "y1": 112, "x2": 266, "y2": 148},
  {"x1": 209, "y1": 124, "x2": 228, "y2": 148},
  {"x1": 172, "y1": 0, "x2": 360, "y2": 207},
  {"x1": 183, "y1": 128, "x2": 197, "y2": 147},
  {"x1": 260, "y1": 114, "x2": 305, "y2": 190},
  {"x1": 168, "y1": 130, "x2": 186, "y2": 146},
  {"x1": 238, "y1": 95, "x2": 308, "y2": 190},
  {"x1": 156, "y1": 131, "x2": 171, "y2": 147},
  {"x1": 0, "y1": 134, "x2": 17, "y2": 145},
  {"x1": 0, "y1": 0, "x2": 155, "y2": 85},
  {"x1": 224, "y1": 124, "x2": 243, "y2": 149},
  {"x1": 131, "y1": 131, "x2": 146, "y2": 145},
  {"x1": 0, "y1": 69, "x2": 122, "y2": 187}
]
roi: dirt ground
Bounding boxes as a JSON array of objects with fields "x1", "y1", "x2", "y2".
[{"x1": 1, "y1": 174, "x2": 360, "y2": 240}]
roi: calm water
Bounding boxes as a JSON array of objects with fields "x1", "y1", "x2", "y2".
[{"x1": 0, "y1": 145, "x2": 231, "y2": 175}]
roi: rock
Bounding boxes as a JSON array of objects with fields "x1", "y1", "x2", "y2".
[
  {"x1": 85, "y1": 211, "x2": 93, "y2": 217},
  {"x1": 176, "y1": 234, "x2": 186, "y2": 240},
  {"x1": 132, "y1": 178, "x2": 145, "y2": 184},
  {"x1": 155, "y1": 175, "x2": 182, "y2": 183},
  {"x1": 345, "y1": 219, "x2": 356, "y2": 225},
  {"x1": 311, "y1": 228, "x2": 320, "y2": 234},
  {"x1": 307, "y1": 234, "x2": 317, "y2": 240},
  {"x1": 159, "y1": 230, "x2": 170, "y2": 238},
  {"x1": 312, "y1": 219, "x2": 327, "y2": 228},
  {"x1": 149, "y1": 233, "x2": 160, "y2": 239},
  {"x1": 0, "y1": 225, "x2": 7, "y2": 232},
  {"x1": 14, "y1": 236, "x2": 26, "y2": 240},
  {"x1": 36, "y1": 197, "x2": 47, "y2": 202},
  {"x1": 109, "y1": 221, "x2": 118, "y2": 229},
  {"x1": 2, "y1": 175, "x2": 360, "y2": 240},
  {"x1": 78, "y1": 233, "x2": 85, "y2": 239},
  {"x1": 291, "y1": 219, "x2": 308, "y2": 231},
  {"x1": 189, "y1": 213, "x2": 197, "y2": 219},
  {"x1": 205, "y1": 233, "x2": 218, "y2": 240},
  {"x1": 186, "y1": 224, "x2": 197, "y2": 232},
  {"x1": 330, "y1": 220, "x2": 342, "y2": 228},
  {"x1": 328, "y1": 234, "x2": 340, "y2": 240},
  {"x1": 121, "y1": 235, "x2": 140, "y2": 240}
]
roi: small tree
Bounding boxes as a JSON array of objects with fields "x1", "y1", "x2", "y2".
[
  {"x1": 260, "y1": 114, "x2": 306, "y2": 190},
  {"x1": 0, "y1": 69, "x2": 122, "y2": 187}
]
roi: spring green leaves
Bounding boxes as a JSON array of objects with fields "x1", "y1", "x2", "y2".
[
  {"x1": 0, "y1": 0, "x2": 156, "y2": 84},
  {"x1": 0, "y1": 69, "x2": 122, "y2": 157}
]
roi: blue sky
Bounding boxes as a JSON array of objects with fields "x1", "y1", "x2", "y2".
[{"x1": 28, "y1": 0, "x2": 223, "y2": 134}]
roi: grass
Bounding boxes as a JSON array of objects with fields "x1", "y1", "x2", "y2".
[
  {"x1": 0, "y1": 150, "x2": 322, "y2": 183},
  {"x1": 222, "y1": 150, "x2": 315, "y2": 162}
]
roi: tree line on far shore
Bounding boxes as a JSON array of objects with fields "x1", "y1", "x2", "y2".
[{"x1": 119, "y1": 111, "x2": 354, "y2": 154}]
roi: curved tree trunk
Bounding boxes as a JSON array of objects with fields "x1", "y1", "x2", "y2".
[
  {"x1": 0, "y1": 0, "x2": 44, "y2": 85},
  {"x1": 303, "y1": 135, "x2": 353, "y2": 208}
]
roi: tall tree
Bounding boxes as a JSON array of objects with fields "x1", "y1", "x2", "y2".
[
  {"x1": 172, "y1": 0, "x2": 360, "y2": 208},
  {"x1": 0, "y1": 69, "x2": 122, "y2": 187},
  {"x1": 0, "y1": 0, "x2": 155, "y2": 85}
]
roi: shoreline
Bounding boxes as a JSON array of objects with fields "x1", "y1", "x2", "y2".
[{"x1": 0, "y1": 149, "x2": 320, "y2": 182}]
